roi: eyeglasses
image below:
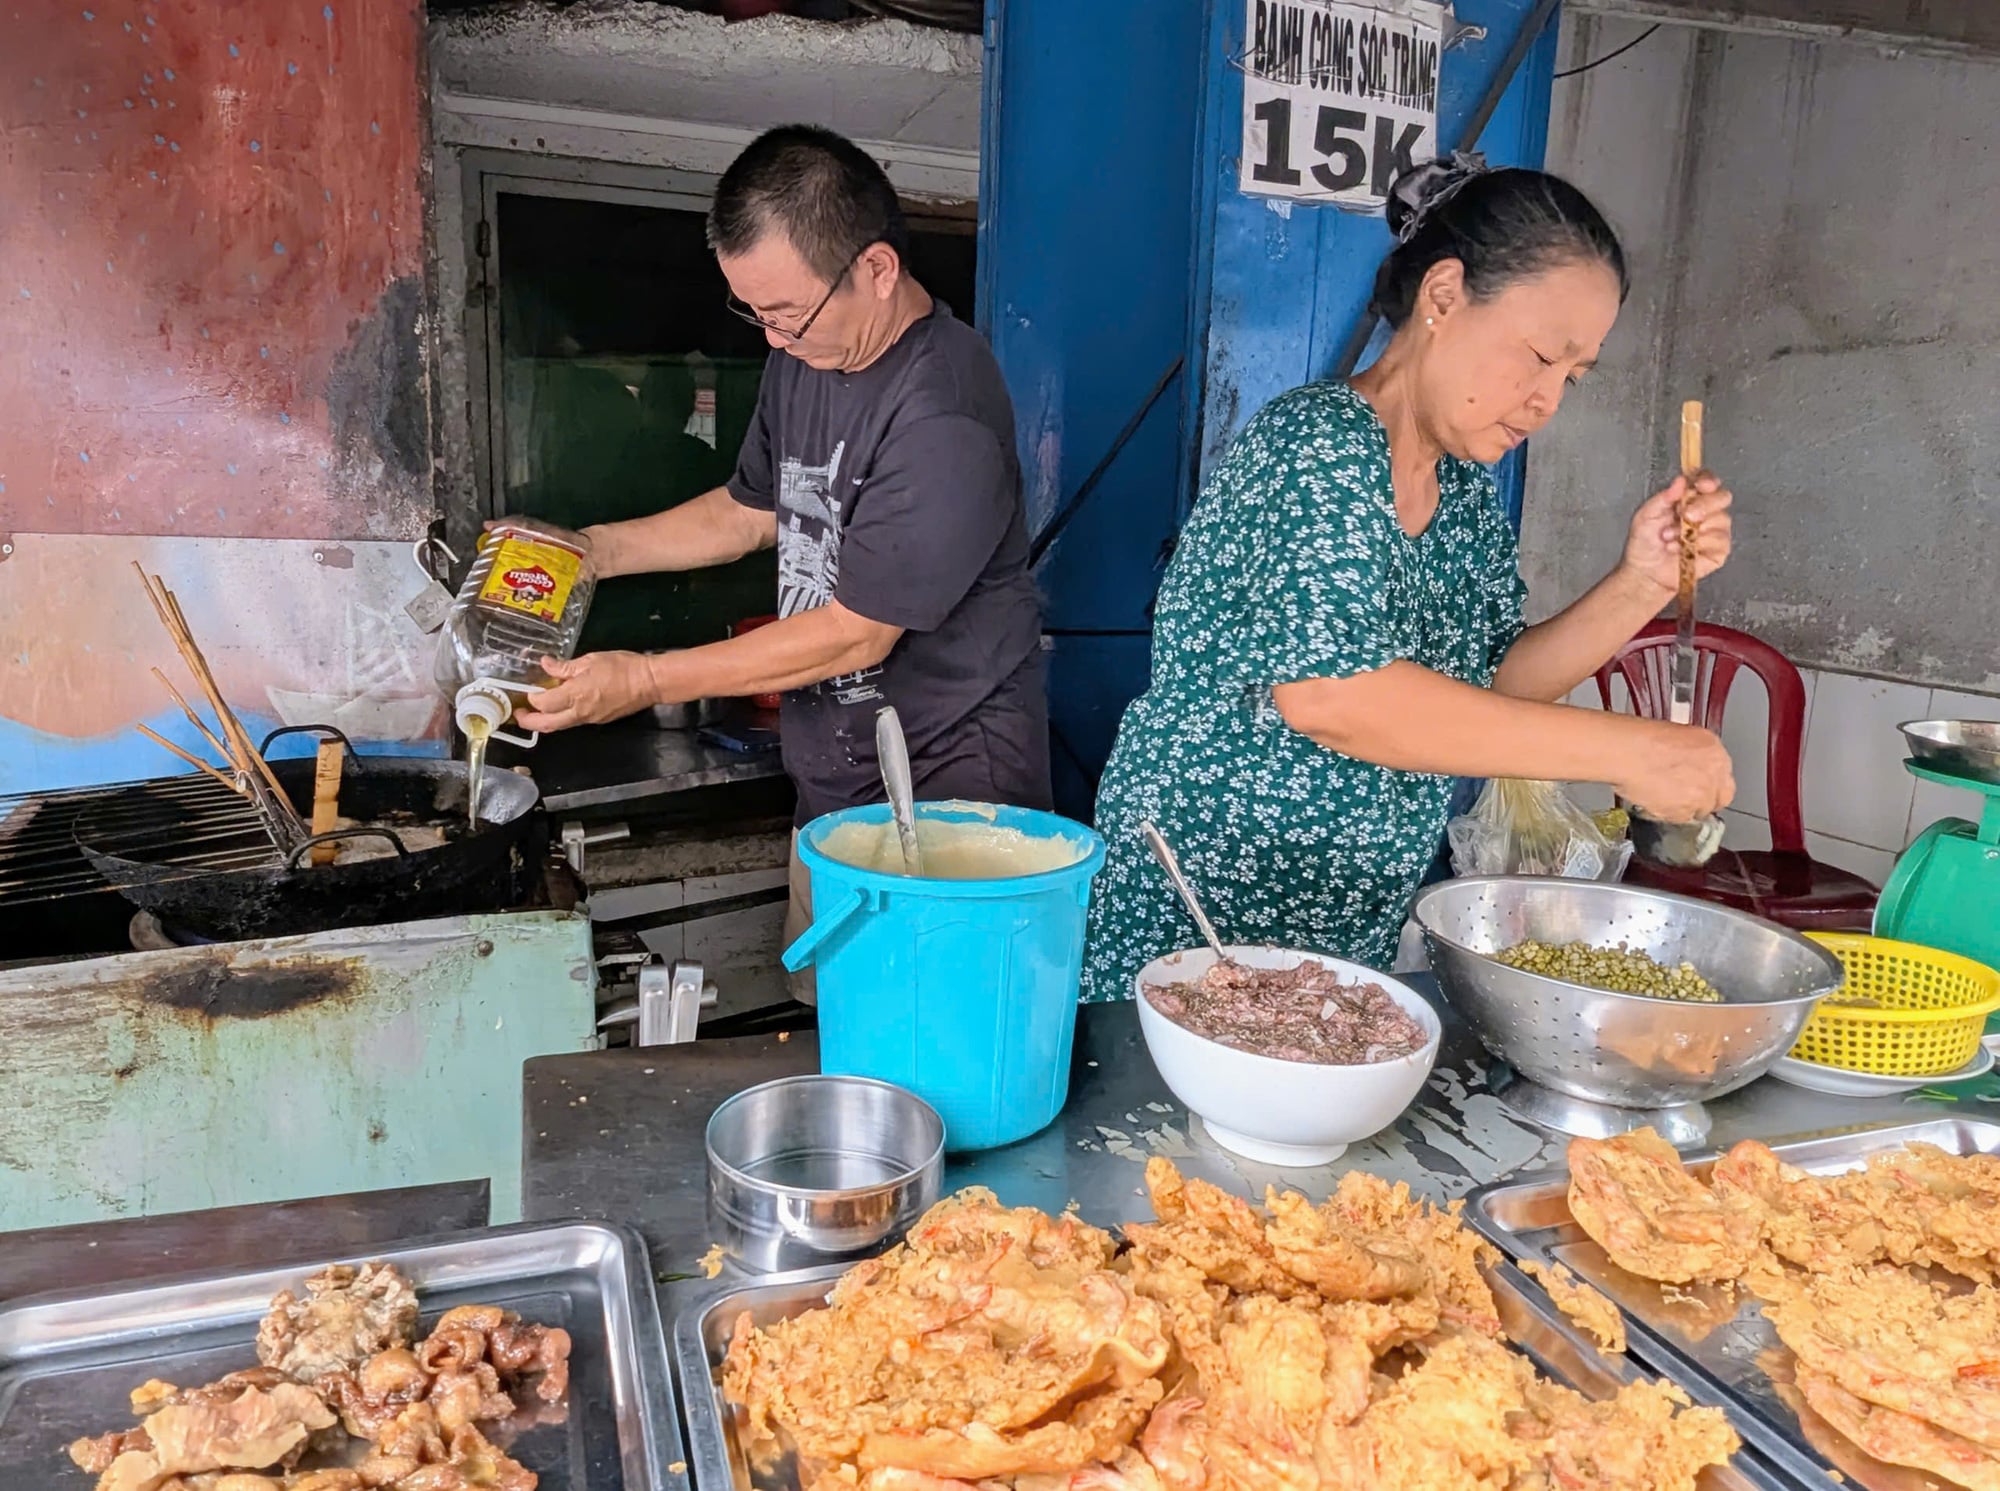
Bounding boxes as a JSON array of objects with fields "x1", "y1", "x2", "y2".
[{"x1": 725, "y1": 252, "x2": 860, "y2": 343}]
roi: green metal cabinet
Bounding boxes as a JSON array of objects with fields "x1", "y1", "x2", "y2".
[{"x1": 0, "y1": 910, "x2": 597, "y2": 1233}]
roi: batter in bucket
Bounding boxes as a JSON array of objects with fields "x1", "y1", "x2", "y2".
[{"x1": 819, "y1": 814, "x2": 1084, "y2": 880}]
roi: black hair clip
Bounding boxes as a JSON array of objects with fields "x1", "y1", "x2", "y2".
[{"x1": 1390, "y1": 151, "x2": 1488, "y2": 243}]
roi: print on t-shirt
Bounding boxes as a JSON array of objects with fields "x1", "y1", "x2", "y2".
[
  {"x1": 775, "y1": 440, "x2": 845, "y2": 619},
  {"x1": 776, "y1": 439, "x2": 885, "y2": 705}
]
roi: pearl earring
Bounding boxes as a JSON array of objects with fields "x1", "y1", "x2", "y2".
[{"x1": 1425, "y1": 317, "x2": 1435, "y2": 326}]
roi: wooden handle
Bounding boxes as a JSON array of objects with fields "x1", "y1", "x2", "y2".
[
  {"x1": 1680, "y1": 401, "x2": 1704, "y2": 479},
  {"x1": 309, "y1": 740, "x2": 346, "y2": 865},
  {"x1": 1677, "y1": 401, "x2": 1704, "y2": 616}
]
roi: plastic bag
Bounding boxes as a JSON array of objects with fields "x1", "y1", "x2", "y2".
[{"x1": 1446, "y1": 778, "x2": 1635, "y2": 881}]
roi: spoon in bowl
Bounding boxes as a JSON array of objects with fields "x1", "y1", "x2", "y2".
[
  {"x1": 875, "y1": 706, "x2": 924, "y2": 876},
  {"x1": 1140, "y1": 820, "x2": 1227, "y2": 960}
]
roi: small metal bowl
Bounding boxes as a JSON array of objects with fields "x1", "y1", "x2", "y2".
[
  {"x1": 705, "y1": 1075, "x2": 945, "y2": 1275},
  {"x1": 1902, "y1": 719, "x2": 2000, "y2": 785},
  {"x1": 649, "y1": 698, "x2": 729, "y2": 731},
  {"x1": 1629, "y1": 810, "x2": 1726, "y2": 869}
]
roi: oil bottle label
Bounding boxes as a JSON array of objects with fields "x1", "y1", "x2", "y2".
[{"x1": 477, "y1": 535, "x2": 581, "y2": 623}]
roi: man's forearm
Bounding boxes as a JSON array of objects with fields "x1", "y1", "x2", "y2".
[
  {"x1": 646, "y1": 603, "x2": 902, "y2": 701},
  {"x1": 1493, "y1": 565, "x2": 1670, "y2": 703},
  {"x1": 585, "y1": 487, "x2": 776, "y2": 578}
]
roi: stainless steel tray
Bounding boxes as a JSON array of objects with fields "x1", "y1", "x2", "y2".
[
  {"x1": 1464, "y1": 1117, "x2": 2000, "y2": 1491},
  {"x1": 670, "y1": 1259, "x2": 1790, "y2": 1491},
  {"x1": 2, "y1": 1220, "x2": 687, "y2": 1490}
]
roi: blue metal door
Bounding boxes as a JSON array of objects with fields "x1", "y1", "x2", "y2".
[
  {"x1": 979, "y1": 0, "x2": 1561, "y2": 818},
  {"x1": 976, "y1": 0, "x2": 1208, "y2": 819}
]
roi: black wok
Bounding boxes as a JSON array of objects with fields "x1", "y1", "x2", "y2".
[{"x1": 76, "y1": 728, "x2": 547, "y2": 942}]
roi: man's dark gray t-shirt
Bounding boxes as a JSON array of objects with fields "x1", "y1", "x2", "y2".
[{"x1": 727, "y1": 301, "x2": 1051, "y2": 826}]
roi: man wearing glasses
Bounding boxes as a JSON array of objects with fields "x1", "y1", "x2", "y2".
[{"x1": 512, "y1": 124, "x2": 1049, "y2": 1001}]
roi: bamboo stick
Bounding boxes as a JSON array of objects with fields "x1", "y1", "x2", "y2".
[
  {"x1": 151, "y1": 667, "x2": 232, "y2": 762},
  {"x1": 131, "y1": 562, "x2": 305, "y2": 846},
  {"x1": 135, "y1": 725, "x2": 242, "y2": 792},
  {"x1": 160, "y1": 586, "x2": 290, "y2": 807}
]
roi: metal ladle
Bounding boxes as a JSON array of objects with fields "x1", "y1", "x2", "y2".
[
  {"x1": 875, "y1": 706, "x2": 924, "y2": 876},
  {"x1": 1139, "y1": 820, "x2": 1227, "y2": 959},
  {"x1": 1631, "y1": 400, "x2": 1726, "y2": 871}
]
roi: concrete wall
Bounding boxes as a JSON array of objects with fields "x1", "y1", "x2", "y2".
[
  {"x1": 1528, "y1": 15, "x2": 2000, "y2": 878},
  {"x1": 0, "y1": 0, "x2": 440, "y2": 791}
]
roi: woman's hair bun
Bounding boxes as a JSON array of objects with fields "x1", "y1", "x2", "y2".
[
  {"x1": 1385, "y1": 151, "x2": 1487, "y2": 242},
  {"x1": 1367, "y1": 159, "x2": 1628, "y2": 329}
]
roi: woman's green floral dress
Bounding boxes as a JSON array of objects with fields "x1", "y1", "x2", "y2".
[{"x1": 1079, "y1": 380, "x2": 1527, "y2": 1001}]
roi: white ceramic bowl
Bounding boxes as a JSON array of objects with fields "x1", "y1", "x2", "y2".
[{"x1": 1135, "y1": 945, "x2": 1442, "y2": 1167}]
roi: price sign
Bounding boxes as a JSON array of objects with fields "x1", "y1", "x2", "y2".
[{"x1": 1239, "y1": 0, "x2": 1444, "y2": 208}]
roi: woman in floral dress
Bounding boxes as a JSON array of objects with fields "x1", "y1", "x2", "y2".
[{"x1": 1081, "y1": 161, "x2": 1737, "y2": 1001}]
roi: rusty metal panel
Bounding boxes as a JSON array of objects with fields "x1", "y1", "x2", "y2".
[
  {"x1": 0, "y1": 0, "x2": 432, "y2": 543},
  {"x1": 0, "y1": 910, "x2": 597, "y2": 1232}
]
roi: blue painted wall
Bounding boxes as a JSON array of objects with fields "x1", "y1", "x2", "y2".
[{"x1": 981, "y1": 0, "x2": 1561, "y2": 817}]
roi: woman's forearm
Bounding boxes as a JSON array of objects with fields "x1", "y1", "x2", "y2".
[
  {"x1": 1492, "y1": 564, "x2": 1671, "y2": 703},
  {"x1": 1274, "y1": 660, "x2": 1662, "y2": 784},
  {"x1": 584, "y1": 487, "x2": 776, "y2": 578}
]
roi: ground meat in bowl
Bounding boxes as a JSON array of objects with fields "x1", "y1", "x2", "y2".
[{"x1": 1142, "y1": 958, "x2": 1431, "y2": 1065}]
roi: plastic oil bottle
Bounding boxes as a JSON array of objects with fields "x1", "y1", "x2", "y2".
[{"x1": 433, "y1": 520, "x2": 597, "y2": 825}]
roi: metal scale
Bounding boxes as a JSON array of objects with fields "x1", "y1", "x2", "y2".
[{"x1": 1876, "y1": 721, "x2": 2000, "y2": 973}]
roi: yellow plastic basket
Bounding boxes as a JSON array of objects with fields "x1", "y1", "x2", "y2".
[{"x1": 1792, "y1": 933, "x2": 2000, "y2": 1075}]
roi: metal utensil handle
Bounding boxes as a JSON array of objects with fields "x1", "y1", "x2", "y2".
[
  {"x1": 285, "y1": 827, "x2": 410, "y2": 869},
  {"x1": 261, "y1": 723, "x2": 358, "y2": 756},
  {"x1": 1671, "y1": 401, "x2": 1704, "y2": 727},
  {"x1": 875, "y1": 706, "x2": 923, "y2": 875},
  {"x1": 1139, "y1": 819, "x2": 1226, "y2": 958}
]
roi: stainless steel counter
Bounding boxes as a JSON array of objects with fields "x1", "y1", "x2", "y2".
[
  {"x1": 524, "y1": 977, "x2": 2000, "y2": 1280},
  {"x1": 512, "y1": 719, "x2": 786, "y2": 813}
]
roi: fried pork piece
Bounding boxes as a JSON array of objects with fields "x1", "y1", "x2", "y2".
[
  {"x1": 68, "y1": 1427, "x2": 153, "y2": 1475},
  {"x1": 1567, "y1": 1129, "x2": 1760, "y2": 1283},
  {"x1": 1796, "y1": 1366, "x2": 2000, "y2": 1491},
  {"x1": 1520, "y1": 1259, "x2": 1627, "y2": 1354},
  {"x1": 317, "y1": 1304, "x2": 570, "y2": 1446},
  {"x1": 77, "y1": 1381, "x2": 339, "y2": 1491},
  {"x1": 724, "y1": 1187, "x2": 1170, "y2": 1480},
  {"x1": 153, "y1": 1474, "x2": 370, "y2": 1490},
  {"x1": 256, "y1": 1263, "x2": 420, "y2": 1383},
  {"x1": 1314, "y1": 1332, "x2": 1738, "y2": 1491},
  {"x1": 1764, "y1": 1264, "x2": 2000, "y2": 1453}
]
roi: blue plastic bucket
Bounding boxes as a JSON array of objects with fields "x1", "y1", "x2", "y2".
[{"x1": 783, "y1": 802, "x2": 1106, "y2": 1152}]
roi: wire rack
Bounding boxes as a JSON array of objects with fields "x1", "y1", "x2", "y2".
[{"x1": 0, "y1": 774, "x2": 282, "y2": 909}]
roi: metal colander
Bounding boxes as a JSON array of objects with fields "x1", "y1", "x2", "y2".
[{"x1": 1413, "y1": 876, "x2": 1846, "y2": 1108}]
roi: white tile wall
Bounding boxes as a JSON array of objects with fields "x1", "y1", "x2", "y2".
[
  {"x1": 1803, "y1": 831, "x2": 1899, "y2": 887},
  {"x1": 1557, "y1": 664, "x2": 1999, "y2": 879},
  {"x1": 1713, "y1": 671, "x2": 1792, "y2": 822},
  {"x1": 1799, "y1": 672, "x2": 1930, "y2": 852},
  {"x1": 1717, "y1": 808, "x2": 1772, "y2": 852},
  {"x1": 1907, "y1": 689, "x2": 2000, "y2": 847}
]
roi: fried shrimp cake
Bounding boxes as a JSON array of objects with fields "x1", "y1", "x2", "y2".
[{"x1": 1568, "y1": 1129, "x2": 1760, "y2": 1283}]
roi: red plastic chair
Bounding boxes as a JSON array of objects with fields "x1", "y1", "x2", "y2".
[{"x1": 1594, "y1": 620, "x2": 1878, "y2": 932}]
